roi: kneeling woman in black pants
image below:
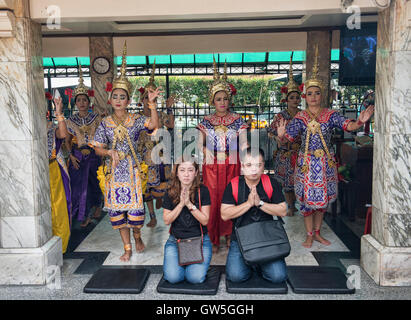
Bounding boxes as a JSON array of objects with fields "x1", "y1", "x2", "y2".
[{"x1": 162, "y1": 160, "x2": 212, "y2": 284}]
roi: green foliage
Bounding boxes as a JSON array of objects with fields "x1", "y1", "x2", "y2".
[{"x1": 129, "y1": 76, "x2": 285, "y2": 106}]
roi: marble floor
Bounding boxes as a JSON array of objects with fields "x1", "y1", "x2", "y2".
[
  {"x1": 5, "y1": 204, "x2": 411, "y2": 301},
  {"x1": 67, "y1": 205, "x2": 349, "y2": 271}
]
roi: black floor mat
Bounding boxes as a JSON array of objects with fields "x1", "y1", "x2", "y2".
[
  {"x1": 83, "y1": 267, "x2": 150, "y2": 294},
  {"x1": 157, "y1": 266, "x2": 221, "y2": 295},
  {"x1": 287, "y1": 266, "x2": 355, "y2": 294}
]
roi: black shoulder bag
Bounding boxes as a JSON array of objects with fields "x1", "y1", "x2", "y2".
[
  {"x1": 175, "y1": 189, "x2": 204, "y2": 266},
  {"x1": 234, "y1": 176, "x2": 291, "y2": 265}
]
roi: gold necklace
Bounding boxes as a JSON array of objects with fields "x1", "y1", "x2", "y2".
[
  {"x1": 112, "y1": 112, "x2": 128, "y2": 125},
  {"x1": 112, "y1": 112, "x2": 129, "y2": 143},
  {"x1": 300, "y1": 107, "x2": 335, "y2": 173}
]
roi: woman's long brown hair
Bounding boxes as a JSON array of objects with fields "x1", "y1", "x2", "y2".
[{"x1": 168, "y1": 160, "x2": 201, "y2": 206}]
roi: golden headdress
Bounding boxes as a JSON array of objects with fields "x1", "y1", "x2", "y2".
[
  {"x1": 286, "y1": 53, "x2": 301, "y2": 94},
  {"x1": 208, "y1": 57, "x2": 236, "y2": 106},
  {"x1": 139, "y1": 60, "x2": 157, "y2": 98},
  {"x1": 304, "y1": 44, "x2": 324, "y2": 91},
  {"x1": 112, "y1": 41, "x2": 132, "y2": 97},
  {"x1": 280, "y1": 52, "x2": 302, "y2": 102},
  {"x1": 74, "y1": 61, "x2": 90, "y2": 99}
]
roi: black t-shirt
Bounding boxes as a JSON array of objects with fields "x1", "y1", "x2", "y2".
[
  {"x1": 162, "y1": 184, "x2": 211, "y2": 239},
  {"x1": 221, "y1": 175, "x2": 285, "y2": 242}
]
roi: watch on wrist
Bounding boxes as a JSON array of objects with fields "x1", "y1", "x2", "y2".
[
  {"x1": 190, "y1": 204, "x2": 197, "y2": 211},
  {"x1": 258, "y1": 200, "x2": 265, "y2": 208}
]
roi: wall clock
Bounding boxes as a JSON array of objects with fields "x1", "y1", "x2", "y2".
[{"x1": 92, "y1": 56, "x2": 110, "y2": 75}]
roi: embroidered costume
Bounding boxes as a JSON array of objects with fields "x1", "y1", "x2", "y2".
[
  {"x1": 92, "y1": 113, "x2": 150, "y2": 229},
  {"x1": 137, "y1": 111, "x2": 172, "y2": 201},
  {"x1": 47, "y1": 123, "x2": 71, "y2": 253},
  {"x1": 196, "y1": 59, "x2": 248, "y2": 246},
  {"x1": 91, "y1": 42, "x2": 150, "y2": 230},
  {"x1": 137, "y1": 61, "x2": 173, "y2": 202},
  {"x1": 269, "y1": 109, "x2": 301, "y2": 192},
  {"x1": 283, "y1": 46, "x2": 354, "y2": 217},
  {"x1": 67, "y1": 111, "x2": 102, "y2": 222},
  {"x1": 66, "y1": 63, "x2": 102, "y2": 222},
  {"x1": 268, "y1": 55, "x2": 302, "y2": 192}
]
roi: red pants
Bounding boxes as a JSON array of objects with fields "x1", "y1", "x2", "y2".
[{"x1": 202, "y1": 158, "x2": 241, "y2": 246}]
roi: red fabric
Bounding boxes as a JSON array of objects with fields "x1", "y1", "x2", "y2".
[
  {"x1": 260, "y1": 174, "x2": 273, "y2": 199},
  {"x1": 231, "y1": 174, "x2": 272, "y2": 203},
  {"x1": 202, "y1": 156, "x2": 241, "y2": 246},
  {"x1": 231, "y1": 176, "x2": 240, "y2": 204},
  {"x1": 364, "y1": 207, "x2": 372, "y2": 235}
]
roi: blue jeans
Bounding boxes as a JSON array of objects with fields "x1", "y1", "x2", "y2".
[
  {"x1": 163, "y1": 234, "x2": 212, "y2": 284},
  {"x1": 226, "y1": 240, "x2": 288, "y2": 284}
]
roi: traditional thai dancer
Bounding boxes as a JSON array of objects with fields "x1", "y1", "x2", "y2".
[
  {"x1": 277, "y1": 45, "x2": 374, "y2": 248},
  {"x1": 47, "y1": 96, "x2": 71, "y2": 253},
  {"x1": 91, "y1": 42, "x2": 160, "y2": 261},
  {"x1": 137, "y1": 61, "x2": 175, "y2": 228},
  {"x1": 66, "y1": 65, "x2": 103, "y2": 227},
  {"x1": 268, "y1": 55, "x2": 302, "y2": 216},
  {"x1": 196, "y1": 59, "x2": 248, "y2": 253}
]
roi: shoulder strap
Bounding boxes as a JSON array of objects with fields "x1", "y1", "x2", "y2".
[
  {"x1": 261, "y1": 174, "x2": 273, "y2": 199},
  {"x1": 198, "y1": 188, "x2": 203, "y2": 239},
  {"x1": 231, "y1": 176, "x2": 240, "y2": 204}
]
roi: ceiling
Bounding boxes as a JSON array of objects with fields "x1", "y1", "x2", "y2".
[{"x1": 41, "y1": 12, "x2": 378, "y2": 37}]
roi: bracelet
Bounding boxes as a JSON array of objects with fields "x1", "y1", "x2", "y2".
[
  {"x1": 166, "y1": 108, "x2": 173, "y2": 115},
  {"x1": 56, "y1": 115, "x2": 65, "y2": 122},
  {"x1": 148, "y1": 103, "x2": 156, "y2": 110}
]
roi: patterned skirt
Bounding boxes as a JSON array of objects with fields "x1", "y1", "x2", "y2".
[
  {"x1": 143, "y1": 163, "x2": 170, "y2": 201},
  {"x1": 273, "y1": 149, "x2": 298, "y2": 192},
  {"x1": 294, "y1": 152, "x2": 338, "y2": 216},
  {"x1": 104, "y1": 157, "x2": 145, "y2": 228}
]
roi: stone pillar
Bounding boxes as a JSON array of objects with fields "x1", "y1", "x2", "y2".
[
  {"x1": 89, "y1": 36, "x2": 115, "y2": 115},
  {"x1": 0, "y1": 0, "x2": 62, "y2": 285},
  {"x1": 361, "y1": 0, "x2": 411, "y2": 286},
  {"x1": 306, "y1": 30, "x2": 332, "y2": 108}
]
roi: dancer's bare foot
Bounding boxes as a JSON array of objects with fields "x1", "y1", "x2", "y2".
[
  {"x1": 314, "y1": 231, "x2": 331, "y2": 246},
  {"x1": 147, "y1": 217, "x2": 157, "y2": 228},
  {"x1": 120, "y1": 244, "x2": 132, "y2": 262},
  {"x1": 212, "y1": 244, "x2": 219, "y2": 254},
  {"x1": 302, "y1": 235, "x2": 314, "y2": 248},
  {"x1": 92, "y1": 207, "x2": 102, "y2": 219},
  {"x1": 80, "y1": 217, "x2": 92, "y2": 228},
  {"x1": 287, "y1": 208, "x2": 295, "y2": 217},
  {"x1": 133, "y1": 230, "x2": 145, "y2": 253}
]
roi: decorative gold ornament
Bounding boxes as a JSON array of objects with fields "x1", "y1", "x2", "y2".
[
  {"x1": 286, "y1": 53, "x2": 301, "y2": 95},
  {"x1": 113, "y1": 125, "x2": 128, "y2": 143},
  {"x1": 314, "y1": 149, "x2": 325, "y2": 158},
  {"x1": 78, "y1": 124, "x2": 91, "y2": 138},
  {"x1": 305, "y1": 44, "x2": 324, "y2": 91},
  {"x1": 145, "y1": 60, "x2": 157, "y2": 92},
  {"x1": 81, "y1": 149, "x2": 91, "y2": 156},
  {"x1": 208, "y1": 57, "x2": 232, "y2": 106},
  {"x1": 112, "y1": 41, "x2": 132, "y2": 97},
  {"x1": 214, "y1": 124, "x2": 228, "y2": 134},
  {"x1": 74, "y1": 61, "x2": 90, "y2": 99},
  {"x1": 300, "y1": 164, "x2": 309, "y2": 173},
  {"x1": 117, "y1": 151, "x2": 127, "y2": 161}
]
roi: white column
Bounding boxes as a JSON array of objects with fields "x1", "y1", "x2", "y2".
[
  {"x1": 361, "y1": 0, "x2": 411, "y2": 286},
  {"x1": 0, "y1": 0, "x2": 62, "y2": 285}
]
